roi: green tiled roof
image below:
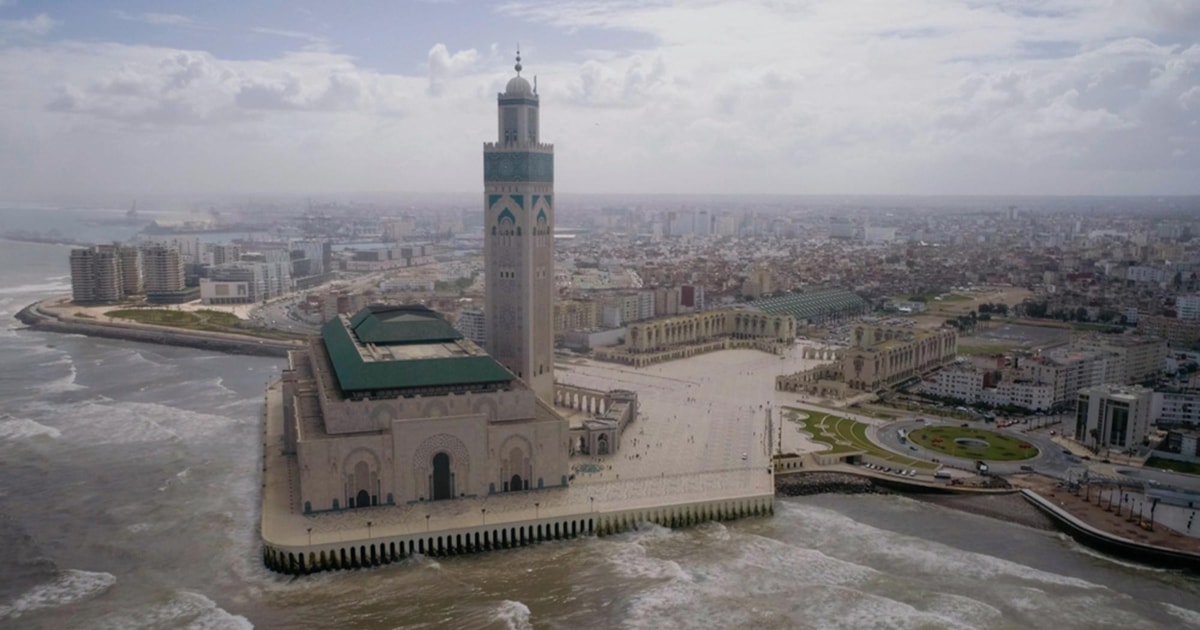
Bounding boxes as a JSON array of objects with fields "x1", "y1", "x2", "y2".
[
  {"x1": 349, "y1": 304, "x2": 463, "y2": 344},
  {"x1": 749, "y1": 289, "x2": 867, "y2": 321},
  {"x1": 322, "y1": 306, "x2": 512, "y2": 393}
]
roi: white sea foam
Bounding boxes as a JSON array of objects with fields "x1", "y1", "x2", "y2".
[
  {"x1": 1165, "y1": 602, "x2": 1200, "y2": 626},
  {"x1": 37, "y1": 359, "x2": 85, "y2": 394},
  {"x1": 95, "y1": 591, "x2": 253, "y2": 630},
  {"x1": 40, "y1": 398, "x2": 239, "y2": 445},
  {"x1": 0, "y1": 415, "x2": 62, "y2": 441},
  {"x1": 775, "y1": 500, "x2": 1103, "y2": 589},
  {"x1": 0, "y1": 281, "x2": 72, "y2": 295},
  {"x1": 0, "y1": 569, "x2": 117, "y2": 620},
  {"x1": 492, "y1": 600, "x2": 532, "y2": 630},
  {"x1": 1061, "y1": 536, "x2": 1171, "y2": 572}
]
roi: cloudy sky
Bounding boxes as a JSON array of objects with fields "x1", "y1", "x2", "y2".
[{"x1": 1, "y1": 0, "x2": 1198, "y2": 200}]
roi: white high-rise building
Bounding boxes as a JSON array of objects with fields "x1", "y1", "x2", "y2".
[
  {"x1": 483, "y1": 52, "x2": 555, "y2": 402},
  {"x1": 1075, "y1": 384, "x2": 1153, "y2": 451}
]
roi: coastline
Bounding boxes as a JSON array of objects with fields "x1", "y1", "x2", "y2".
[{"x1": 14, "y1": 298, "x2": 301, "y2": 358}]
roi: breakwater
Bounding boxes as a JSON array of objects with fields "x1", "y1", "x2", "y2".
[
  {"x1": 776, "y1": 472, "x2": 880, "y2": 496},
  {"x1": 15, "y1": 301, "x2": 298, "y2": 358}
]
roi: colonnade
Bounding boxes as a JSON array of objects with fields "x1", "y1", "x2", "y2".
[{"x1": 262, "y1": 495, "x2": 774, "y2": 575}]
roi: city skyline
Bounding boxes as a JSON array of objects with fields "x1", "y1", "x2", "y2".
[{"x1": 1, "y1": 1, "x2": 1199, "y2": 200}]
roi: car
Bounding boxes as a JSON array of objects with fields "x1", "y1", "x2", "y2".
[
  {"x1": 909, "y1": 446, "x2": 918, "y2": 451},
  {"x1": 1062, "y1": 449, "x2": 1071, "y2": 455}
]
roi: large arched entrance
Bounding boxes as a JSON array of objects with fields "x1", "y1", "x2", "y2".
[
  {"x1": 510, "y1": 474, "x2": 524, "y2": 492},
  {"x1": 356, "y1": 489, "x2": 370, "y2": 509},
  {"x1": 432, "y1": 452, "x2": 452, "y2": 500},
  {"x1": 598, "y1": 434, "x2": 609, "y2": 455}
]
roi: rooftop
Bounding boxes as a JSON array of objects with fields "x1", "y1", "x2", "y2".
[
  {"x1": 748, "y1": 288, "x2": 867, "y2": 322},
  {"x1": 322, "y1": 305, "x2": 513, "y2": 394}
]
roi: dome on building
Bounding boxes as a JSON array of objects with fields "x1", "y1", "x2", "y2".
[{"x1": 505, "y1": 75, "x2": 533, "y2": 95}]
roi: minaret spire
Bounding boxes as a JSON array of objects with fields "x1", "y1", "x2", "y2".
[{"x1": 515, "y1": 45, "x2": 522, "y2": 76}]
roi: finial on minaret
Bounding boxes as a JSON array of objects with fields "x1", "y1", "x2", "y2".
[{"x1": 515, "y1": 45, "x2": 522, "y2": 76}]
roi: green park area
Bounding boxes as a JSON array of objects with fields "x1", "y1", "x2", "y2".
[
  {"x1": 784, "y1": 408, "x2": 936, "y2": 470},
  {"x1": 957, "y1": 343, "x2": 1014, "y2": 356},
  {"x1": 907, "y1": 425, "x2": 1038, "y2": 461},
  {"x1": 106, "y1": 308, "x2": 243, "y2": 332},
  {"x1": 1145, "y1": 457, "x2": 1200, "y2": 476}
]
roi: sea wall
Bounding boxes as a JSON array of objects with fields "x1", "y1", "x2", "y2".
[
  {"x1": 15, "y1": 301, "x2": 297, "y2": 358},
  {"x1": 1021, "y1": 489, "x2": 1200, "y2": 572},
  {"x1": 262, "y1": 494, "x2": 775, "y2": 575}
]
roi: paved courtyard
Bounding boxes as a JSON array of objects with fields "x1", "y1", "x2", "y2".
[{"x1": 264, "y1": 346, "x2": 839, "y2": 549}]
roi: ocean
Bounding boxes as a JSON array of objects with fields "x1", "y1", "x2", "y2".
[{"x1": 1, "y1": 211, "x2": 1200, "y2": 629}]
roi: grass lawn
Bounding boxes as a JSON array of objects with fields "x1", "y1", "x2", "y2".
[
  {"x1": 106, "y1": 308, "x2": 244, "y2": 333},
  {"x1": 784, "y1": 408, "x2": 936, "y2": 470},
  {"x1": 957, "y1": 344, "x2": 1013, "y2": 356},
  {"x1": 907, "y1": 425, "x2": 1038, "y2": 461},
  {"x1": 1145, "y1": 457, "x2": 1200, "y2": 476}
]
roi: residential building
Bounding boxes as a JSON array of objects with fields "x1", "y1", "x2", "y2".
[
  {"x1": 1074, "y1": 334, "x2": 1165, "y2": 385},
  {"x1": 1152, "y1": 390, "x2": 1200, "y2": 429},
  {"x1": 69, "y1": 246, "x2": 122, "y2": 304},
  {"x1": 141, "y1": 245, "x2": 189, "y2": 303},
  {"x1": 457, "y1": 308, "x2": 486, "y2": 347},
  {"x1": 1024, "y1": 348, "x2": 1109, "y2": 407}
]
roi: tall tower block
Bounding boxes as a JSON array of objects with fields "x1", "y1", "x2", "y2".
[{"x1": 484, "y1": 51, "x2": 555, "y2": 402}]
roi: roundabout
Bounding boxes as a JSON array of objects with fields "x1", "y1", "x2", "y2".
[{"x1": 907, "y1": 425, "x2": 1038, "y2": 462}]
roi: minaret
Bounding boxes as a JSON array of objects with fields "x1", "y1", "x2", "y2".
[{"x1": 484, "y1": 50, "x2": 555, "y2": 402}]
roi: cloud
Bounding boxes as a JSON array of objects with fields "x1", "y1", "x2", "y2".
[
  {"x1": 427, "y1": 43, "x2": 478, "y2": 96},
  {"x1": 114, "y1": 11, "x2": 194, "y2": 27},
  {"x1": 1, "y1": 0, "x2": 1199, "y2": 198},
  {"x1": 250, "y1": 27, "x2": 331, "y2": 52},
  {"x1": 0, "y1": 12, "x2": 56, "y2": 37}
]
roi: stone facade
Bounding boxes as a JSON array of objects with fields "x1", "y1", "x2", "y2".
[
  {"x1": 484, "y1": 59, "x2": 555, "y2": 402},
  {"x1": 594, "y1": 309, "x2": 796, "y2": 367},
  {"x1": 777, "y1": 325, "x2": 957, "y2": 399},
  {"x1": 281, "y1": 310, "x2": 570, "y2": 514}
]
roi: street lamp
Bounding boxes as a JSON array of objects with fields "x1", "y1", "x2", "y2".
[
  {"x1": 307, "y1": 527, "x2": 312, "y2": 546},
  {"x1": 481, "y1": 508, "x2": 487, "y2": 526},
  {"x1": 590, "y1": 496, "x2": 595, "y2": 513},
  {"x1": 367, "y1": 520, "x2": 372, "y2": 539},
  {"x1": 535, "y1": 502, "x2": 540, "y2": 520},
  {"x1": 425, "y1": 514, "x2": 431, "y2": 532}
]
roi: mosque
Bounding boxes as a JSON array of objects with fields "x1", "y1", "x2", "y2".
[
  {"x1": 260, "y1": 54, "x2": 772, "y2": 575},
  {"x1": 273, "y1": 52, "x2": 635, "y2": 520}
]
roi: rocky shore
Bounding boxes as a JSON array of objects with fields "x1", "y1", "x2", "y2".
[{"x1": 776, "y1": 472, "x2": 881, "y2": 497}]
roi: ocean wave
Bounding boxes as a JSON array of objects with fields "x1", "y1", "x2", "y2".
[
  {"x1": 1165, "y1": 602, "x2": 1200, "y2": 626},
  {"x1": 0, "y1": 415, "x2": 62, "y2": 441},
  {"x1": 1058, "y1": 534, "x2": 1173, "y2": 573},
  {"x1": 492, "y1": 600, "x2": 532, "y2": 630},
  {"x1": 0, "y1": 569, "x2": 116, "y2": 620},
  {"x1": 94, "y1": 591, "x2": 253, "y2": 630},
  {"x1": 774, "y1": 500, "x2": 1103, "y2": 590},
  {"x1": 0, "y1": 281, "x2": 72, "y2": 296},
  {"x1": 36, "y1": 359, "x2": 86, "y2": 394},
  {"x1": 28, "y1": 397, "x2": 240, "y2": 445}
]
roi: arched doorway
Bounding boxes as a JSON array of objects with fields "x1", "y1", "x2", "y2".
[
  {"x1": 432, "y1": 452, "x2": 452, "y2": 500},
  {"x1": 356, "y1": 489, "x2": 370, "y2": 509},
  {"x1": 598, "y1": 434, "x2": 609, "y2": 455},
  {"x1": 510, "y1": 473, "x2": 523, "y2": 492}
]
